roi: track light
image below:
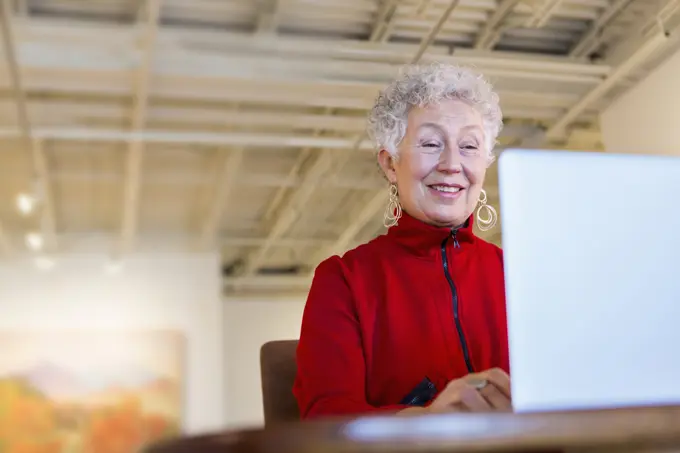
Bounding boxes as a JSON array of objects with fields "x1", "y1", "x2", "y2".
[
  {"x1": 25, "y1": 232, "x2": 44, "y2": 251},
  {"x1": 16, "y1": 193, "x2": 36, "y2": 215}
]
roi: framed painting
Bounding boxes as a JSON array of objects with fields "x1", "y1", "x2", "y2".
[{"x1": 0, "y1": 330, "x2": 185, "y2": 453}]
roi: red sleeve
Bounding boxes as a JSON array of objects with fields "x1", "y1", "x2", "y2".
[{"x1": 293, "y1": 256, "x2": 408, "y2": 419}]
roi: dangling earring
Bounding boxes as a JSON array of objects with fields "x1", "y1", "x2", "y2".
[
  {"x1": 383, "y1": 183, "x2": 402, "y2": 228},
  {"x1": 476, "y1": 188, "x2": 497, "y2": 232}
]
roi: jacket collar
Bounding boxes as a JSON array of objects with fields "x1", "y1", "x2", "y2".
[{"x1": 385, "y1": 210, "x2": 476, "y2": 257}]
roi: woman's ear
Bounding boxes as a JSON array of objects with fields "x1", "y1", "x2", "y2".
[{"x1": 377, "y1": 149, "x2": 398, "y2": 184}]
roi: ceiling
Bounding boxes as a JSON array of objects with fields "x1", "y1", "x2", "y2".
[{"x1": 1, "y1": 0, "x2": 679, "y2": 297}]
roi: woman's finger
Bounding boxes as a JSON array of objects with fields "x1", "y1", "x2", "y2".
[
  {"x1": 459, "y1": 385, "x2": 491, "y2": 412},
  {"x1": 479, "y1": 384, "x2": 512, "y2": 411},
  {"x1": 479, "y1": 368, "x2": 512, "y2": 399}
]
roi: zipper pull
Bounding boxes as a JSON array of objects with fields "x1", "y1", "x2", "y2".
[{"x1": 452, "y1": 231, "x2": 460, "y2": 248}]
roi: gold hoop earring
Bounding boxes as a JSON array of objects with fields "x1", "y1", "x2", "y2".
[
  {"x1": 476, "y1": 188, "x2": 497, "y2": 232},
  {"x1": 383, "y1": 183, "x2": 402, "y2": 228}
]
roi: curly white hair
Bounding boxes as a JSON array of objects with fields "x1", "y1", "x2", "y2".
[{"x1": 367, "y1": 62, "x2": 503, "y2": 162}]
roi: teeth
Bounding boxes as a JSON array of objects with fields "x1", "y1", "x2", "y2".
[{"x1": 432, "y1": 185, "x2": 461, "y2": 193}]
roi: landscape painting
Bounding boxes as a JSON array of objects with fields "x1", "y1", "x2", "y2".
[{"x1": 0, "y1": 330, "x2": 184, "y2": 453}]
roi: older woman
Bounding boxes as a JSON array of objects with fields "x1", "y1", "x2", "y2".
[{"x1": 293, "y1": 63, "x2": 510, "y2": 419}]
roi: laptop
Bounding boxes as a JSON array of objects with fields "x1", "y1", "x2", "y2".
[{"x1": 498, "y1": 148, "x2": 680, "y2": 413}]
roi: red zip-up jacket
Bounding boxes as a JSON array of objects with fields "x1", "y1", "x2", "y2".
[{"x1": 293, "y1": 211, "x2": 509, "y2": 419}]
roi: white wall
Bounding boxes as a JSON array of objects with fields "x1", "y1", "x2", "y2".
[
  {"x1": 0, "y1": 252, "x2": 309, "y2": 432},
  {"x1": 600, "y1": 47, "x2": 680, "y2": 155},
  {"x1": 0, "y1": 252, "x2": 225, "y2": 435},
  {"x1": 223, "y1": 298, "x2": 306, "y2": 429}
]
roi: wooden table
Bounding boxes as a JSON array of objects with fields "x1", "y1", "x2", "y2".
[{"x1": 146, "y1": 406, "x2": 680, "y2": 453}]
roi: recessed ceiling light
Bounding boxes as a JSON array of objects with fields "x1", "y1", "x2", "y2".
[
  {"x1": 25, "y1": 232, "x2": 44, "y2": 251},
  {"x1": 16, "y1": 193, "x2": 36, "y2": 215}
]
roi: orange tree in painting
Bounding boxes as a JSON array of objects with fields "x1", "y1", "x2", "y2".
[
  {"x1": 0, "y1": 378, "x2": 63, "y2": 453},
  {"x1": 82, "y1": 395, "x2": 176, "y2": 453}
]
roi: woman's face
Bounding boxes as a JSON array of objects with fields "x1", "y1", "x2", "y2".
[{"x1": 378, "y1": 99, "x2": 491, "y2": 228}]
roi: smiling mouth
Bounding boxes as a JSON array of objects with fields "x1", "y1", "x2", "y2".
[{"x1": 429, "y1": 185, "x2": 463, "y2": 193}]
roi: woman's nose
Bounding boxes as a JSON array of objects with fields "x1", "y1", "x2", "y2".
[{"x1": 437, "y1": 147, "x2": 463, "y2": 174}]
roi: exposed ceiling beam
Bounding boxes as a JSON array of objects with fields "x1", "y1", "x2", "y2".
[
  {"x1": 415, "y1": 0, "x2": 433, "y2": 16},
  {"x1": 0, "y1": 96, "x2": 594, "y2": 124},
  {"x1": 546, "y1": 19, "x2": 675, "y2": 140},
  {"x1": 411, "y1": 0, "x2": 461, "y2": 63},
  {"x1": 32, "y1": 138, "x2": 56, "y2": 250},
  {"x1": 0, "y1": 75, "x2": 603, "y2": 114},
  {"x1": 120, "y1": 0, "x2": 161, "y2": 254},
  {"x1": 135, "y1": 0, "x2": 147, "y2": 21},
  {"x1": 0, "y1": 60, "x2": 607, "y2": 114},
  {"x1": 518, "y1": 129, "x2": 548, "y2": 148},
  {"x1": 255, "y1": 0, "x2": 280, "y2": 35},
  {"x1": 604, "y1": 0, "x2": 680, "y2": 66},
  {"x1": 0, "y1": 90, "x2": 589, "y2": 118},
  {"x1": 0, "y1": 0, "x2": 42, "y2": 256},
  {"x1": 236, "y1": 149, "x2": 337, "y2": 279},
  {"x1": 0, "y1": 98, "x2": 585, "y2": 132},
  {"x1": 43, "y1": 170, "x2": 386, "y2": 191},
  {"x1": 370, "y1": 0, "x2": 401, "y2": 43},
  {"x1": 306, "y1": 189, "x2": 387, "y2": 270},
  {"x1": 259, "y1": 107, "x2": 334, "y2": 225},
  {"x1": 0, "y1": 123, "x2": 588, "y2": 149},
  {"x1": 206, "y1": 32, "x2": 599, "y2": 68},
  {"x1": 524, "y1": 0, "x2": 567, "y2": 28},
  {"x1": 474, "y1": 0, "x2": 521, "y2": 50},
  {"x1": 569, "y1": 0, "x2": 634, "y2": 57},
  {"x1": 221, "y1": 237, "x2": 330, "y2": 248},
  {"x1": 223, "y1": 292, "x2": 309, "y2": 302},
  {"x1": 197, "y1": 31, "x2": 607, "y2": 71},
  {"x1": 6, "y1": 47, "x2": 605, "y2": 87},
  {"x1": 225, "y1": 275, "x2": 313, "y2": 290},
  {"x1": 56, "y1": 232, "x2": 333, "y2": 249},
  {"x1": 15, "y1": 0, "x2": 26, "y2": 15},
  {"x1": 475, "y1": 0, "x2": 566, "y2": 51},
  {"x1": 200, "y1": 148, "x2": 244, "y2": 248},
  {"x1": 0, "y1": 127, "x2": 376, "y2": 149},
  {"x1": 8, "y1": 18, "x2": 612, "y2": 80}
]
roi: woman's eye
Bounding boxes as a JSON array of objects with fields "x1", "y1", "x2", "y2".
[
  {"x1": 461, "y1": 144, "x2": 478, "y2": 151},
  {"x1": 423, "y1": 142, "x2": 441, "y2": 148}
]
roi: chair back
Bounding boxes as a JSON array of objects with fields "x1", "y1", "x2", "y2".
[{"x1": 260, "y1": 339, "x2": 300, "y2": 426}]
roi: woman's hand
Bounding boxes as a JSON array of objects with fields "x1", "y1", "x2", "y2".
[
  {"x1": 433, "y1": 368, "x2": 511, "y2": 413},
  {"x1": 398, "y1": 368, "x2": 511, "y2": 416}
]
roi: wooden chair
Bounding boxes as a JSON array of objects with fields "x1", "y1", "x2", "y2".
[{"x1": 259, "y1": 339, "x2": 300, "y2": 426}]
